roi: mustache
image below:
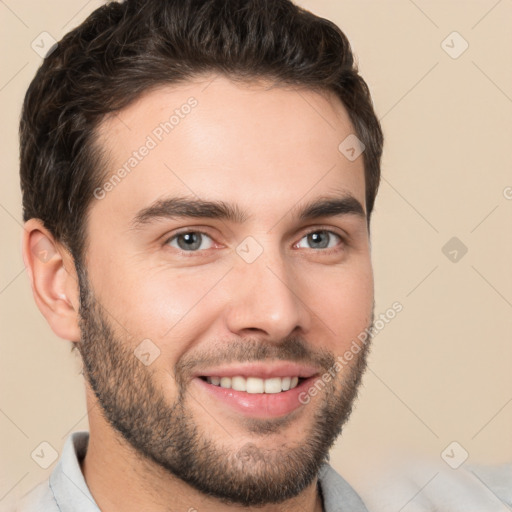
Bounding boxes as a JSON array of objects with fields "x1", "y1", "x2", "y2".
[{"x1": 175, "y1": 336, "x2": 336, "y2": 382}]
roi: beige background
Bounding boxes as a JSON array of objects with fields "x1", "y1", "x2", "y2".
[{"x1": 1, "y1": 0, "x2": 511, "y2": 509}]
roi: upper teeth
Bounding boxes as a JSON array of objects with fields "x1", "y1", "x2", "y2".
[{"x1": 206, "y1": 376, "x2": 300, "y2": 393}]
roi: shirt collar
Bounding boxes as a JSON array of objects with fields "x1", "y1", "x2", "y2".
[
  {"x1": 317, "y1": 461, "x2": 369, "y2": 511},
  {"x1": 49, "y1": 431, "x2": 100, "y2": 511}
]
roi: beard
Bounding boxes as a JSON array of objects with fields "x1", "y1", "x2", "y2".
[{"x1": 75, "y1": 264, "x2": 373, "y2": 506}]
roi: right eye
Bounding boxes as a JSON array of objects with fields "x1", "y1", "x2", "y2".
[{"x1": 165, "y1": 231, "x2": 216, "y2": 252}]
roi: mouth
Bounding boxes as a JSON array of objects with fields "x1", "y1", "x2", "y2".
[
  {"x1": 198, "y1": 375, "x2": 307, "y2": 393},
  {"x1": 192, "y1": 362, "x2": 321, "y2": 418}
]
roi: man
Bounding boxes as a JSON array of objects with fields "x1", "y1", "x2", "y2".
[{"x1": 17, "y1": 0, "x2": 383, "y2": 510}]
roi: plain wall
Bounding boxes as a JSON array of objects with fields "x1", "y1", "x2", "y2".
[{"x1": 1, "y1": 0, "x2": 511, "y2": 508}]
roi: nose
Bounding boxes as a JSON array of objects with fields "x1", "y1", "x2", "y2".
[{"x1": 223, "y1": 246, "x2": 311, "y2": 341}]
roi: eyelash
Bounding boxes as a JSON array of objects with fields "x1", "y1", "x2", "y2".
[{"x1": 163, "y1": 227, "x2": 347, "y2": 256}]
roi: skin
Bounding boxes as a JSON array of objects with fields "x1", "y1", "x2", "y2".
[{"x1": 23, "y1": 73, "x2": 375, "y2": 512}]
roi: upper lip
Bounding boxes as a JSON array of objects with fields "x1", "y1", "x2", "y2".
[{"x1": 193, "y1": 362, "x2": 321, "y2": 379}]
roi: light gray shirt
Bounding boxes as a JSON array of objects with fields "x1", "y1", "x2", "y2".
[{"x1": 15, "y1": 431, "x2": 369, "y2": 511}]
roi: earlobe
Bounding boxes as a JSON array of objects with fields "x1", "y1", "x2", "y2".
[{"x1": 22, "y1": 219, "x2": 81, "y2": 343}]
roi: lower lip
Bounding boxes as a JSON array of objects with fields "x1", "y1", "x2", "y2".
[{"x1": 193, "y1": 377, "x2": 316, "y2": 418}]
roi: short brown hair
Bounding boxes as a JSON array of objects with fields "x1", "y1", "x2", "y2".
[{"x1": 19, "y1": 0, "x2": 383, "y2": 266}]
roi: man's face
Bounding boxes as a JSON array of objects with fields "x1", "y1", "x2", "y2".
[{"x1": 77, "y1": 75, "x2": 374, "y2": 506}]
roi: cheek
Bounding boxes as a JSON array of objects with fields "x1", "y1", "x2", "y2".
[
  {"x1": 301, "y1": 262, "x2": 374, "y2": 352},
  {"x1": 104, "y1": 263, "x2": 229, "y2": 350}
]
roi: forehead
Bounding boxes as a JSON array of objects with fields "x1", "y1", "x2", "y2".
[{"x1": 92, "y1": 74, "x2": 366, "y2": 225}]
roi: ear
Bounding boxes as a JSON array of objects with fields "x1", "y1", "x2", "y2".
[{"x1": 22, "y1": 219, "x2": 81, "y2": 342}]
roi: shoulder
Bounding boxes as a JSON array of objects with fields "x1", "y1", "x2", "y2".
[{"x1": 359, "y1": 460, "x2": 512, "y2": 512}]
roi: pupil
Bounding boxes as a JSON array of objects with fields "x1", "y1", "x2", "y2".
[
  {"x1": 179, "y1": 232, "x2": 201, "y2": 250},
  {"x1": 309, "y1": 231, "x2": 327, "y2": 248}
]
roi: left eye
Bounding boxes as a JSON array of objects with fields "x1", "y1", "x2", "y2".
[
  {"x1": 166, "y1": 232, "x2": 215, "y2": 251},
  {"x1": 296, "y1": 230, "x2": 342, "y2": 250}
]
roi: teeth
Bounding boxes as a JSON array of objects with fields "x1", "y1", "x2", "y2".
[
  {"x1": 220, "y1": 377, "x2": 231, "y2": 389},
  {"x1": 246, "y1": 377, "x2": 264, "y2": 393},
  {"x1": 264, "y1": 377, "x2": 281, "y2": 394},
  {"x1": 205, "y1": 375, "x2": 302, "y2": 393},
  {"x1": 231, "y1": 376, "x2": 246, "y2": 392}
]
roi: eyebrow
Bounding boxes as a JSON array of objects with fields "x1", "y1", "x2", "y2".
[{"x1": 130, "y1": 194, "x2": 366, "y2": 229}]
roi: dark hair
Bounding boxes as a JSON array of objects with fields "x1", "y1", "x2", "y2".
[{"x1": 20, "y1": 0, "x2": 383, "y2": 267}]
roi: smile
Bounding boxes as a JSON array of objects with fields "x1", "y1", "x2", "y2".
[
  {"x1": 201, "y1": 375, "x2": 302, "y2": 393},
  {"x1": 194, "y1": 375, "x2": 318, "y2": 418}
]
